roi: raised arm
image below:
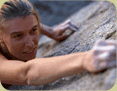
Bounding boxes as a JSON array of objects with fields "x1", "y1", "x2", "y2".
[
  {"x1": 0, "y1": 39, "x2": 116, "y2": 86},
  {"x1": 24, "y1": 39, "x2": 116, "y2": 86},
  {"x1": 0, "y1": 51, "x2": 85, "y2": 86},
  {"x1": 25, "y1": 52, "x2": 86, "y2": 86},
  {"x1": 40, "y1": 20, "x2": 79, "y2": 42}
]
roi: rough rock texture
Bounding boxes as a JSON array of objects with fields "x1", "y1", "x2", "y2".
[
  {"x1": 8, "y1": 1, "x2": 116, "y2": 90},
  {"x1": 29, "y1": 0, "x2": 92, "y2": 26}
]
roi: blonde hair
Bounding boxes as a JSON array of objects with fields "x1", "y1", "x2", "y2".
[{"x1": 0, "y1": 0, "x2": 41, "y2": 33}]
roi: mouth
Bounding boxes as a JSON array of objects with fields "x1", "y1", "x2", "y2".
[{"x1": 23, "y1": 47, "x2": 36, "y2": 54}]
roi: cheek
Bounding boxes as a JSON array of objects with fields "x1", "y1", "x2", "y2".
[
  {"x1": 34, "y1": 32, "x2": 40, "y2": 44},
  {"x1": 3, "y1": 36, "x2": 13, "y2": 51},
  {"x1": 7, "y1": 39, "x2": 24, "y2": 53}
]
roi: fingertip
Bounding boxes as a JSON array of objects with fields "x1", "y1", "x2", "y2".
[
  {"x1": 66, "y1": 19, "x2": 71, "y2": 22},
  {"x1": 106, "y1": 40, "x2": 116, "y2": 45},
  {"x1": 63, "y1": 19, "x2": 71, "y2": 25},
  {"x1": 75, "y1": 25, "x2": 79, "y2": 29},
  {"x1": 97, "y1": 52, "x2": 110, "y2": 61},
  {"x1": 58, "y1": 34, "x2": 69, "y2": 42},
  {"x1": 71, "y1": 29, "x2": 77, "y2": 32}
]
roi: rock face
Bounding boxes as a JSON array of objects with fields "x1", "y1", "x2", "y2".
[
  {"x1": 8, "y1": 1, "x2": 116, "y2": 90},
  {"x1": 29, "y1": 0, "x2": 93, "y2": 26}
]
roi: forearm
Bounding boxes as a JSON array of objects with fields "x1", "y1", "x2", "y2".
[
  {"x1": 40, "y1": 23, "x2": 54, "y2": 39},
  {"x1": 0, "y1": 51, "x2": 88, "y2": 86},
  {"x1": 26, "y1": 52, "x2": 87, "y2": 86}
]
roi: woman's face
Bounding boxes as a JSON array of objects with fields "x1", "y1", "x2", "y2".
[{"x1": 2, "y1": 15, "x2": 40, "y2": 61}]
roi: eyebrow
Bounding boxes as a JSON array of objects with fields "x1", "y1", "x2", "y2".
[{"x1": 11, "y1": 25, "x2": 38, "y2": 35}]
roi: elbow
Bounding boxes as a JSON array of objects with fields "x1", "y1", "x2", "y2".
[
  {"x1": 26, "y1": 75, "x2": 38, "y2": 86},
  {"x1": 26, "y1": 64, "x2": 41, "y2": 86},
  {"x1": 26, "y1": 72, "x2": 41, "y2": 86}
]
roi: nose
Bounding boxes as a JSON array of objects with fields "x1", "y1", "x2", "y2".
[{"x1": 25, "y1": 35, "x2": 35, "y2": 49}]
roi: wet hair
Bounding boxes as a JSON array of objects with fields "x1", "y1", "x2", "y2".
[{"x1": 0, "y1": 0, "x2": 41, "y2": 33}]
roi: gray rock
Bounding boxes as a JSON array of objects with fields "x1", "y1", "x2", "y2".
[
  {"x1": 29, "y1": 0, "x2": 93, "y2": 26},
  {"x1": 8, "y1": 1, "x2": 116, "y2": 90}
]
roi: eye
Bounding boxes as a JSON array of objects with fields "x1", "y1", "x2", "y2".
[
  {"x1": 30, "y1": 28, "x2": 38, "y2": 34},
  {"x1": 32, "y1": 28, "x2": 37, "y2": 32},
  {"x1": 14, "y1": 34, "x2": 23, "y2": 39}
]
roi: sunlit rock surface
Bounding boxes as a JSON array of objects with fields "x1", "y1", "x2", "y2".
[{"x1": 8, "y1": 1, "x2": 116, "y2": 90}]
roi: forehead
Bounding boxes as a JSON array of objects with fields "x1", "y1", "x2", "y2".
[{"x1": 3, "y1": 15, "x2": 38, "y2": 34}]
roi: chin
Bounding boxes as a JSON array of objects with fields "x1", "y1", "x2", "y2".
[
  {"x1": 12, "y1": 48, "x2": 38, "y2": 62},
  {"x1": 23, "y1": 55, "x2": 36, "y2": 61},
  {"x1": 16, "y1": 54, "x2": 36, "y2": 62}
]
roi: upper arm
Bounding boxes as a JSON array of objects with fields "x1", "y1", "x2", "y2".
[{"x1": 0, "y1": 53, "x2": 29, "y2": 85}]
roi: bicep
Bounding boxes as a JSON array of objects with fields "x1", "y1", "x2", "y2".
[{"x1": 0, "y1": 55, "x2": 29, "y2": 85}]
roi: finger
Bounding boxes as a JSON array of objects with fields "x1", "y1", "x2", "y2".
[
  {"x1": 59, "y1": 24, "x2": 77, "y2": 35},
  {"x1": 74, "y1": 24, "x2": 79, "y2": 29},
  {"x1": 61, "y1": 24, "x2": 77, "y2": 31},
  {"x1": 97, "y1": 52, "x2": 110, "y2": 61},
  {"x1": 63, "y1": 20, "x2": 79, "y2": 30},
  {"x1": 69, "y1": 22, "x2": 79, "y2": 29},
  {"x1": 93, "y1": 45, "x2": 116, "y2": 52},
  {"x1": 62, "y1": 19, "x2": 79, "y2": 30},
  {"x1": 62, "y1": 19, "x2": 71, "y2": 26},
  {"x1": 93, "y1": 45, "x2": 116, "y2": 56},
  {"x1": 92, "y1": 49, "x2": 104, "y2": 56},
  {"x1": 105, "y1": 40, "x2": 116, "y2": 46},
  {"x1": 65, "y1": 22, "x2": 79, "y2": 30},
  {"x1": 95, "y1": 39, "x2": 116, "y2": 46},
  {"x1": 97, "y1": 51, "x2": 116, "y2": 62},
  {"x1": 100, "y1": 61, "x2": 116, "y2": 69},
  {"x1": 92, "y1": 59, "x2": 116, "y2": 73},
  {"x1": 57, "y1": 34, "x2": 69, "y2": 42}
]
